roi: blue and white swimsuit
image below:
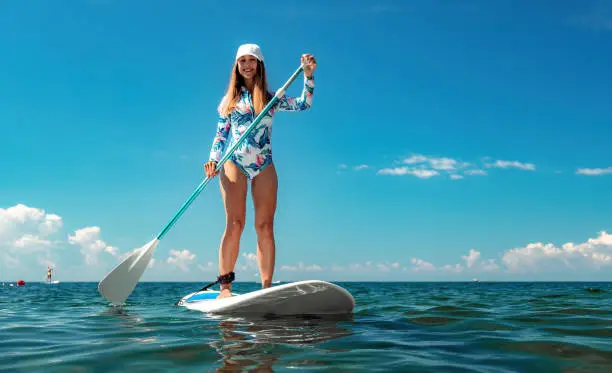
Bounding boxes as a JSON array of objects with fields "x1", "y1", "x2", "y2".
[{"x1": 209, "y1": 76, "x2": 315, "y2": 179}]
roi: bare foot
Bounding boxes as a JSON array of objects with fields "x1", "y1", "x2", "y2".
[{"x1": 217, "y1": 288, "x2": 232, "y2": 299}]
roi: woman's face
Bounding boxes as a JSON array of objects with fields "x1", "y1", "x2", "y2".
[{"x1": 237, "y1": 55, "x2": 258, "y2": 80}]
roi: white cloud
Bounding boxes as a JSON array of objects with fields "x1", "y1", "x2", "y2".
[
  {"x1": 13, "y1": 235, "x2": 52, "y2": 252},
  {"x1": 402, "y1": 154, "x2": 468, "y2": 171},
  {"x1": 242, "y1": 252, "x2": 257, "y2": 262},
  {"x1": 280, "y1": 262, "x2": 323, "y2": 271},
  {"x1": 502, "y1": 231, "x2": 612, "y2": 272},
  {"x1": 576, "y1": 167, "x2": 612, "y2": 176},
  {"x1": 441, "y1": 264, "x2": 464, "y2": 273},
  {"x1": 68, "y1": 226, "x2": 118, "y2": 265},
  {"x1": 409, "y1": 249, "x2": 499, "y2": 275},
  {"x1": 198, "y1": 261, "x2": 215, "y2": 272},
  {"x1": 411, "y1": 169, "x2": 439, "y2": 178},
  {"x1": 377, "y1": 167, "x2": 440, "y2": 178},
  {"x1": 377, "y1": 153, "x2": 542, "y2": 180},
  {"x1": 0, "y1": 204, "x2": 63, "y2": 254},
  {"x1": 239, "y1": 252, "x2": 260, "y2": 271},
  {"x1": 411, "y1": 258, "x2": 436, "y2": 272},
  {"x1": 377, "y1": 167, "x2": 411, "y2": 176},
  {"x1": 353, "y1": 164, "x2": 369, "y2": 171},
  {"x1": 167, "y1": 249, "x2": 196, "y2": 271},
  {"x1": 403, "y1": 154, "x2": 428, "y2": 164},
  {"x1": 428, "y1": 157, "x2": 460, "y2": 171},
  {"x1": 485, "y1": 160, "x2": 536, "y2": 171},
  {"x1": 481, "y1": 259, "x2": 500, "y2": 272},
  {"x1": 462, "y1": 249, "x2": 481, "y2": 268},
  {"x1": 464, "y1": 169, "x2": 487, "y2": 176}
]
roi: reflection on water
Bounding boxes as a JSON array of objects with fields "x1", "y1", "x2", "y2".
[
  {"x1": 210, "y1": 314, "x2": 354, "y2": 372},
  {"x1": 98, "y1": 304, "x2": 145, "y2": 328}
]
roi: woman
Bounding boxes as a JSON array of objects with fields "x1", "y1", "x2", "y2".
[{"x1": 204, "y1": 43, "x2": 316, "y2": 299}]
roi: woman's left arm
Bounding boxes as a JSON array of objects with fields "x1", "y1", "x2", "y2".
[{"x1": 275, "y1": 53, "x2": 317, "y2": 112}]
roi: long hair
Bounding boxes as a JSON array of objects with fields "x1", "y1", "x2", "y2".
[{"x1": 218, "y1": 60, "x2": 271, "y2": 117}]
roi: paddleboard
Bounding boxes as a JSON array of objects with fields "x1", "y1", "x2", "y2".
[
  {"x1": 177, "y1": 280, "x2": 354, "y2": 316},
  {"x1": 45, "y1": 280, "x2": 60, "y2": 285}
]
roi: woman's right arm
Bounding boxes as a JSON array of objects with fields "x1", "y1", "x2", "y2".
[
  {"x1": 209, "y1": 114, "x2": 230, "y2": 163},
  {"x1": 205, "y1": 114, "x2": 230, "y2": 178}
]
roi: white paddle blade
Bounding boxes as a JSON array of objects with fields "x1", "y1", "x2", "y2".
[{"x1": 98, "y1": 238, "x2": 159, "y2": 305}]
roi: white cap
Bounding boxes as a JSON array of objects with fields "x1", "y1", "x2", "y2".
[{"x1": 235, "y1": 43, "x2": 264, "y2": 62}]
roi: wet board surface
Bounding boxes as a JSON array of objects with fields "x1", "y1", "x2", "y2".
[{"x1": 177, "y1": 280, "x2": 355, "y2": 315}]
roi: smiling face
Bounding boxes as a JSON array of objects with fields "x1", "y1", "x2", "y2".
[{"x1": 237, "y1": 55, "x2": 259, "y2": 81}]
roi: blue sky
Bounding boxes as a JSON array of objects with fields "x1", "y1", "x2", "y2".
[{"x1": 1, "y1": 0, "x2": 611, "y2": 283}]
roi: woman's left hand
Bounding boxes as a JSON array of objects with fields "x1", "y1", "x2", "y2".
[{"x1": 302, "y1": 53, "x2": 317, "y2": 78}]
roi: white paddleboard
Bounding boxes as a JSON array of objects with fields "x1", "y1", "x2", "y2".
[{"x1": 178, "y1": 280, "x2": 354, "y2": 316}]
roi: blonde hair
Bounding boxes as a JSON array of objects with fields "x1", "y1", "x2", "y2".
[{"x1": 218, "y1": 60, "x2": 271, "y2": 117}]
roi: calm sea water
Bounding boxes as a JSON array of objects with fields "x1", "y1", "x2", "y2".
[{"x1": 1, "y1": 282, "x2": 611, "y2": 372}]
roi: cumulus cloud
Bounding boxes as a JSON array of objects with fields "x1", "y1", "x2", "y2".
[
  {"x1": 242, "y1": 252, "x2": 257, "y2": 262},
  {"x1": 409, "y1": 248, "x2": 499, "y2": 274},
  {"x1": 68, "y1": 227, "x2": 118, "y2": 265},
  {"x1": 167, "y1": 249, "x2": 196, "y2": 271},
  {"x1": 462, "y1": 249, "x2": 480, "y2": 268},
  {"x1": 410, "y1": 258, "x2": 436, "y2": 272},
  {"x1": 0, "y1": 204, "x2": 63, "y2": 254},
  {"x1": 503, "y1": 231, "x2": 612, "y2": 272},
  {"x1": 344, "y1": 232, "x2": 610, "y2": 277}
]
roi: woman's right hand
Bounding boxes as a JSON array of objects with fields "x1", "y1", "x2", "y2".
[{"x1": 204, "y1": 161, "x2": 220, "y2": 179}]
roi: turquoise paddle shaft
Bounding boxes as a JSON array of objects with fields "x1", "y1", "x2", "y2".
[{"x1": 157, "y1": 64, "x2": 305, "y2": 240}]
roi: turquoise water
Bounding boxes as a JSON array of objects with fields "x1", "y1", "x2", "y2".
[{"x1": 1, "y1": 282, "x2": 611, "y2": 372}]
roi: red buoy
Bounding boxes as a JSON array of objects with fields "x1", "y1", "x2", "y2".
[{"x1": 17, "y1": 280, "x2": 25, "y2": 286}]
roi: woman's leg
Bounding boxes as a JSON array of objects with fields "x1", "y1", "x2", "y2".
[
  {"x1": 217, "y1": 160, "x2": 248, "y2": 298},
  {"x1": 251, "y1": 163, "x2": 278, "y2": 288}
]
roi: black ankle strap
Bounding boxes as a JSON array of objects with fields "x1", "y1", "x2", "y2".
[{"x1": 217, "y1": 272, "x2": 235, "y2": 285}]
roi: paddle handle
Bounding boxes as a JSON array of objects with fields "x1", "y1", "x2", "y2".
[{"x1": 157, "y1": 64, "x2": 305, "y2": 240}]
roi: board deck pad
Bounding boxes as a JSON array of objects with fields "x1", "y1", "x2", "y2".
[{"x1": 177, "y1": 280, "x2": 355, "y2": 315}]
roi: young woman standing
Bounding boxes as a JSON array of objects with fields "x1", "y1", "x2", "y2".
[{"x1": 204, "y1": 44, "x2": 317, "y2": 298}]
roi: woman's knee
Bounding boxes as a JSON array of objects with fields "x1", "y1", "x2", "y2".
[
  {"x1": 225, "y1": 217, "x2": 245, "y2": 236},
  {"x1": 255, "y1": 219, "x2": 274, "y2": 238}
]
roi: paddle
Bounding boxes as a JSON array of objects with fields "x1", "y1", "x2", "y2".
[{"x1": 98, "y1": 63, "x2": 306, "y2": 305}]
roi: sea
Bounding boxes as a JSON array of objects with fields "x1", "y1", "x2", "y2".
[{"x1": 1, "y1": 281, "x2": 611, "y2": 373}]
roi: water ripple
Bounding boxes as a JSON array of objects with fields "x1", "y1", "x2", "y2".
[{"x1": 1, "y1": 282, "x2": 611, "y2": 372}]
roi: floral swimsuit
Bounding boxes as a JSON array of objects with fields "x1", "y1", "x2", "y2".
[{"x1": 208, "y1": 76, "x2": 315, "y2": 179}]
